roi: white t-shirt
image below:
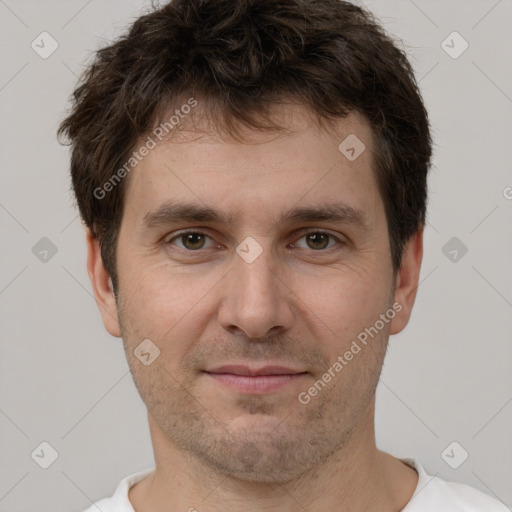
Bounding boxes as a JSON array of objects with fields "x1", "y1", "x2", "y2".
[{"x1": 82, "y1": 458, "x2": 510, "y2": 511}]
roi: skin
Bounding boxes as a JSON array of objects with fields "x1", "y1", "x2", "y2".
[{"x1": 87, "y1": 104, "x2": 423, "y2": 511}]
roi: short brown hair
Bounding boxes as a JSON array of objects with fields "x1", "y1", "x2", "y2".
[{"x1": 57, "y1": 0, "x2": 432, "y2": 293}]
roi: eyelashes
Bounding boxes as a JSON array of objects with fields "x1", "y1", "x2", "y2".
[{"x1": 164, "y1": 229, "x2": 344, "y2": 253}]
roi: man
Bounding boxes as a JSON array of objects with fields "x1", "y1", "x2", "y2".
[{"x1": 58, "y1": 0, "x2": 508, "y2": 510}]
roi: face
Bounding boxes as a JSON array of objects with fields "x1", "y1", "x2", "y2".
[{"x1": 90, "y1": 104, "x2": 420, "y2": 483}]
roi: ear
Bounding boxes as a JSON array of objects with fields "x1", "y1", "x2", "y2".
[
  {"x1": 85, "y1": 228, "x2": 122, "y2": 338},
  {"x1": 390, "y1": 228, "x2": 423, "y2": 335}
]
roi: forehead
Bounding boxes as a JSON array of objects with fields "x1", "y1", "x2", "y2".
[{"x1": 121, "y1": 105, "x2": 382, "y2": 230}]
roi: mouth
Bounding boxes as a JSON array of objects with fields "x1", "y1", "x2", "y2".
[{"x1": 203, "y1": 365, "x2": 308, "y2": 393}]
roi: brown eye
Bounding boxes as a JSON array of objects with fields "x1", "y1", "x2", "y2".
[
  {"x1": 305, "y1": 232, "x2": 330, "y2": 250},
  {"x1": 181, "y1": 233, "x2": 206, "y2": 250},
  {"x1": 293, "y1": 231, "x2": 340, "y2": 251},
  {"x1": 167, "y1": 231, "x2": 214, "y2": 251}
]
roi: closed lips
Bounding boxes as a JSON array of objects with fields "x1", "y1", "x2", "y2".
[{"x1": 205, "y1": 365, "x2": 307, "y2": 376}]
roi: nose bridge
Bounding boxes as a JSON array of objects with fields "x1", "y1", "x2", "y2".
[
  {"x1": 218, "y1": 237, "x2": 293, "y2": 338},
  {"x1": 233, "y1": 237, "x2": 280, "y2": 307}
]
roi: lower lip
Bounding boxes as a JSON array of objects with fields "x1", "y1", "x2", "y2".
[{"x1": 205, "y1": 372, "x2": 307, "y2": 393}]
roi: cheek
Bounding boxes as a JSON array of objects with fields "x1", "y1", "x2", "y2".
[
  {"x1": 295, "y1": 264, "x2": 392, "y2": 349},
  {"x1": 119, "y1": 263, "x2": 221, "y2": 358}
]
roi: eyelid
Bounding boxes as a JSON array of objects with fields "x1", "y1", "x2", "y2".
[
  {"x1": 164, "y1": 229, "x2": 218, "y2": 249},
  {"x1": 290, "y1": 229, "x2": 345, "y2": 249},
  {"x1": 164, "y1": 228, "x2": 346, "y2": 252}
]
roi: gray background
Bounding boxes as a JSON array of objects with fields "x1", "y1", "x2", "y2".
[{"x1": 0, "y1": 0, "x2": 511, "y2": 510}]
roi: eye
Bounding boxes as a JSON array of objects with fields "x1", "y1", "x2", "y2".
[
  {"x1": 166, "y1": 231, "x2": 216, "y2": 251},
  {"x1": 164, "y1": 229, "x2": 344, "y2": 254},
  {"x1": 292, "y1": 231, "x2": 342, "y2": 251}
]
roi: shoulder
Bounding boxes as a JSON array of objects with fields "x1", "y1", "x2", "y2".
[
  {"x1": 401, "y1": 458, "x2": 510, "y2": 512},
  {"x1": 79, "y1": 466, "x2": 155, "y2": 512},
  {"x1": 82, "y1": 496, "x2": 115, "y2": 512},
  {"x1": 421, "y1": 477, "x2": 510, "y2": 511}
]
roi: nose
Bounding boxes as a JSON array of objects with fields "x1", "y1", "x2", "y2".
[{"x1": 217, "y1": 243, "x2": 294, "y2": 340}]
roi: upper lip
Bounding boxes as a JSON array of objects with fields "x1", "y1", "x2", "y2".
[{"x1": 205, "y1": 365, "x2": 306, "y2": 376}]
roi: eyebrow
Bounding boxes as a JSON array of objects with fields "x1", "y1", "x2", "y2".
[{"x1": 141, "y1": 201, "x2": 370, "y2": 232}]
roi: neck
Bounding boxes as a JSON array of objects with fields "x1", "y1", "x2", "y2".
[{"x1": 129, "y1": 401, "x2": 418, "y2": 512}]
